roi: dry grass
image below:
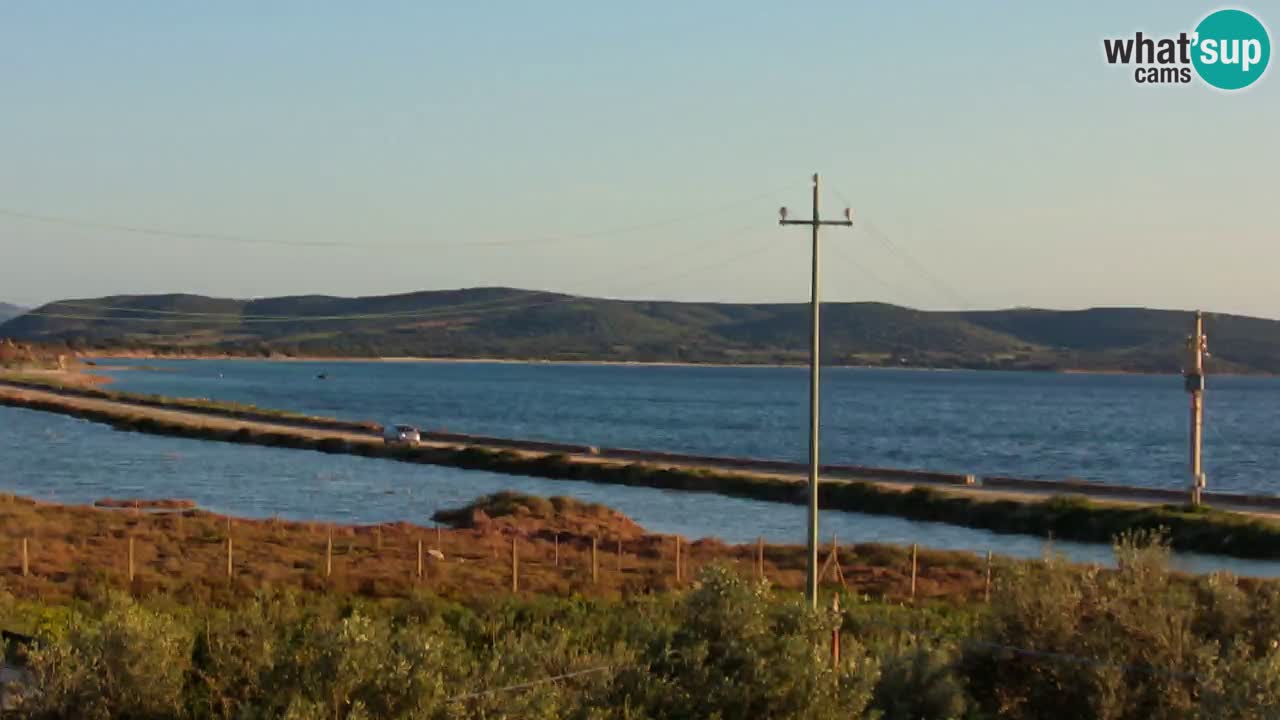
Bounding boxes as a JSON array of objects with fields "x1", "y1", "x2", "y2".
[{"x1": 0, "y1": 493, "x2": 990, "y2": 605}]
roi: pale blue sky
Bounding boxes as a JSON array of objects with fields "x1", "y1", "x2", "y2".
[{"x1": 1, "y1": 2, "x2": 1276, "y2": 316}]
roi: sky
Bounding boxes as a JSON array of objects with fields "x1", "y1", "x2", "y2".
[{"x1": 0, "y1": 1, "x2": 1276, "y2": 317}]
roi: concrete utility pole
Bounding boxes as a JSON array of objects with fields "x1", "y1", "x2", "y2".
[
  {"x1": 779, "y1": 173, "x2": 853, "y2": 608},
  {"x1": 1185, "y1": 310, "x2": 1208, "y2": 506}
]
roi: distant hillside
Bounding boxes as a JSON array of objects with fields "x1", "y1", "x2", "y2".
[
  {"x1": 0, "y1": 302, "x2": 23, "y2": 323},
  {"x1": 1, "y1": 287, "x2": 1274, "y2": 373}
]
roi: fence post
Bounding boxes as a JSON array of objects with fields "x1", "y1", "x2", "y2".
[
  {"x1": 21, "y1": 537, "x2": 28, "y2": 577},
  {"x1": 226, "y1": 536, "x2": 233, "y2": 580},
  {"x1": 554, "y1": 533, "x2": 560, "y2": 567},
  {"x1": 436, "y1": 525, "x2": 442, "y2": 550},
  {"x1": 325, "y1": 527, "x2": 333, "y2": 579},
  {"x1": 984, "y1": 550, "x2": 993, "y2": 603},
  {"x1": 910, "y1": 543, "x2": 918, "y2": 601},
  {"x1": 756, "y1": 536, "x2": 764, "y2": 581},
  {"x1": 128, "y1": 536, "x2": 135, "y2": 582},
  {"x1": 417, "y1": 538, "x2": 424, "y2": 581},
  {"x1": 674, "y1": 536, "x2": 682, "y2": 584},
  {"x1": 591, "y1": 536, "x2": 598, "y2": 585},
  {"x1": 375, "y1": 526, "x2": 382, "y2": 551},
  {"x1": 511, "y1": 536, "x2": 519, "y2": 593},
  {"x1": 831, "y1": 593, "x2": 841, "y2": 668}
]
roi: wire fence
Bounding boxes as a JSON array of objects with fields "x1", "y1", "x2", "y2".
[
  {"x1": 0, "y1": 500, "x2": 1236, "y2": 706},
  {"x1": 0, "y1": 499, "x2": 1006, "y2": 604}
]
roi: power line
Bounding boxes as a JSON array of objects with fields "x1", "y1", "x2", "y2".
[
  {"x1": 438, "y1": 589, "x2": 1205, "y2": 708},
  {"x1": 0, "y1": 182, "x2": 799, "y2": 252},
  {"x1": 605, "y1": 225, "x2": 780, "y2": 298},
  {"x1": 849, "y1": 609, "x2": 1201, "y2": 681},
  {"x1": 446, "y1": 664, "x2": 624, "y2": 703},
  {"x1": 826, "y1": 185, "x2": 975, "y2": 310},
  {"x1": 12, "y1": 224, "x2": 774, "y2": 326},
  {"x1": 39, "y1": 220, "x2": 770, "y2": 322},
  {"x1": 858, "y1": 219, "x2": 973, "y2": 310},
  {"x1": 825, "y1": 241, "x2": 922, "y2": 306},
  {"x1": 41, "y1": 290, "x2": 551, "y2": 321}
]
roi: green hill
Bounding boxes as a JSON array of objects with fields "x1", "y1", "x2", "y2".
[{"x1": 1, "y1": 288, "x2": 1273, "y2": 373}]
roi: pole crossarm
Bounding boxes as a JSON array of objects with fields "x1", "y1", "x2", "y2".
[{"x1": 777, "y1": 173, "x2": 855, "y2": 609}]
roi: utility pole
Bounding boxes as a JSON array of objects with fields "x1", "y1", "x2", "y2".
[
  {"x1": 780, "y1": 173, "x2": 853, "y2": 608},
  {"x1": 1185, "y1": 310, "x2": 1208, "y2": 506}
]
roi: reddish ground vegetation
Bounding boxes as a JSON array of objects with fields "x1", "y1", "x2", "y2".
[
  {"x1": 0, "y1": 491, "x2": 992, "y2": 605},
  {"x1": 432, "y1": 492, "x2": 649, "y2": 539}
]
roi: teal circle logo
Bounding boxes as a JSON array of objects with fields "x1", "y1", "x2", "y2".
[{"x1": 1192, "y1": 9, "x2": 1271, "y2": 90}]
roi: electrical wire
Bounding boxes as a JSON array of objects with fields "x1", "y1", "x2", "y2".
[
  {"x1": 438, "y1": 581, "x2": 1207, "y2": 708},
  {"x1": 826, "y1": 185, "x2": 975, "y2": 310},
  {"x1": 825, "y1": 240, "x2": 923, "y2": 306},
  {"x1": 40, "y1": 290, "x2": 553, "y2": 321},
  {"x1": 604, "y1": 226, "x2": 780, "y2": 298},
  {"x1": 0, "y1": 181, "x2": 799, "y2": 252},
  {"x1": 12, "y1": 223, "x2": 775, "y2": 326},
  {"x1": 445, "y1": 664, "x2": 626, "y2": 703},
  {"x1": 857, "y1": 219, "x2": 973, "y2": 310},
  {"x1": 843, "y1": 603, "x2": 1201, "y2": 681}
]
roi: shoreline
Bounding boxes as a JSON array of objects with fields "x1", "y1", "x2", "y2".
[
  {"x1": 5, "y1": 376, "x2": 1280, "y2": 560},
  {"x1": 80, "y1": 352, "x2": 1202, "y2": 378}
]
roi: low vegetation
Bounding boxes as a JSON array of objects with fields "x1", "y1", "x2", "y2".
[
  {"x1": 0, "y1": 492, "x2": 989, "y2": 604},
  {"x1": 0, "y1": 341, "x2": 73, "y2": 372},
  {"x1": 432, "y1": 492, "x2": 649, "y2": 539},
  {"x1": 1, "y1": 534, "x2": 1277, "y2": 718}
]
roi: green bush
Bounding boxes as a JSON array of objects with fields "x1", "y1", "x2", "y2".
[
  {"x1": 962, "y1": 532, "x2": 1280, "y2": 720},
  {"x1": 9, "y1": 534, "x2": 1280, "y2": 718},
  {"x1": 872, "y1": 647, "x2": 968, "y2": 720},
  {"x1": 25, "y1": 593, "x2": 192, "y2": 720},
  {"x1": 607, "y1": 566, "x2": 879, "y2": 719}
]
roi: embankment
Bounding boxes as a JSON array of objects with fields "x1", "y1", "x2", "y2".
[
  {"x1": 0, "y1": 377, "x2": 378, "y2": 434},
  {"x1": 4, "y1": 379, "x2": 1280, "y2": 559}
]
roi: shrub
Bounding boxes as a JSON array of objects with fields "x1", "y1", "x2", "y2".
[
  {"x1": 608, "y1": 566, "x2": 879, "y2": 719},
  {"x1": 25, "y1": 593, "x2": 191, "y2": 720},
  {"x1": 960, "y1": 531, "x2": 1280, "y2": 720},
  {"x1": 872, "y1": 646, "x2": 968, "y2": 720}
]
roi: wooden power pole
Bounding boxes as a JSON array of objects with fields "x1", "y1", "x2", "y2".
[
  {"x1": 780, "y1": 173, "x2": 853, "y2": 608},
  {"x1": 1185, "y1": 310, "x2": 1208, "y2": 506}
]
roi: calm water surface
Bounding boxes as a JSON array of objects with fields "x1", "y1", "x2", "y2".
[
  {"x1": 4, "y1": 399, "x2": 1280, "y2": 577},
  {"x1": 97, "y1": 359, "x2": 1280, "y2": 494}
]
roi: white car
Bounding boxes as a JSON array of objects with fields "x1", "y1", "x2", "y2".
[{"x1": 383, "y1": 424, "x2": 421, "y2": 446}]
